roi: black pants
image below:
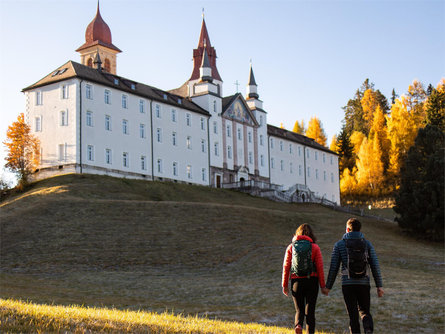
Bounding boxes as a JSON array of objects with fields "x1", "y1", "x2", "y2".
[
  {"x1": 342, "y1": 285, "x2": 373, "y2": 334},
  {"x1": 291, "y1": 276, "x2": 319, "y2": 334}
]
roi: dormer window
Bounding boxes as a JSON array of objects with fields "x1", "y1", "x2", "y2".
[
  {"x1": 131, "y1": 84, "x2": 136, "y2": 90},
  {"x1": 178, "y1": 98, "x2": 182, "y2": 104},
  {"x1": 163, "y1": 94, "x2": 168, "y2": 100},
  {"x1": 114, "y1": 78, "x2": 119, "y2": 85}
]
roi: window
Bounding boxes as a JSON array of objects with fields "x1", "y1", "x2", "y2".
[
  {"x1": 104, "y1": 90, "x2": 111, "y2": 104},
  {"x1": 324, "y1": 171, "x2": 327, "y2": 181},
  {"x1": 140, "y1": 124, "x2": 146, "y2": 138},
  {"x1": 213, "y1": 100, "x2": 217, "y2": 112},
  {"x1": 173, "y1": 162, "x2": 178, "y2": 176},
  {"x1": 122, "y1": 120, "x2": 129, "y2": 134},
  {"x1": 280, "y1": 141, "x2": 283, "y2": 151},
  {"x1": 139, "y1": 100, "x2": 145, "y2": 113},
  {"x1": 249, "y1": 152, "x2": 253, "y2": 164},
  {"x1": 289, "y1": 144, "x2": 292, "y2": 154},
  {"x1": 163, "y1": 94, "x2": 167, "y2": 100},
  {"x1": 131, "y1": 84, "x2": 136, "y2": 90},
  {"x1": 228, "y1": 146, "x2": 232, "y2": 159},
  {"x1": 271, "y1": 158, "x2": 275, "y2": 169},
  {"x1": 290, "y1": 162, "x2": 293, "y2": 174},
  {"x1": 237, "y1": 128, "x2": 242, "y2": 140},
  {"x1": 298, "y1": 146, "x2": 301, "y2": 156},
  {"x1": 105, "y1": 149, "x2": 112, "y2": 164},
  {"x1": 307, "y1": 167, "x2": 311, "y2": 177},
  {"x1": 315, "y1": 151, "x2": 318, "y2": 160},
  {"x1": 214, "y1": 142, "x2": 219, "y2": 156},
  {"x1": 171, "y1": 109, "x2": 176, "y2": 122},
  {"x1": 105, "y1": 115, "x2": 111, "y2": 131},
  {"x1": 36, "y1": 91, "x2": 43, "y2": 105},
  {"x1": 86, "y1": 111, "x2": 93, "y2": 127},
  {"x1": 307, "y1": 149, "x2": 310, "y2": 158},
  {"x1": 331, "y1": 173, "x2": 334, "y2": 183},
  {"x1": 259, "y1": 115, "x2": 263, "y2": 126},
  {"x1": 156, "y1": 128, "x2": 162, "y2": 142},
  {"x1": 156, "y1": 104, "x2": 161, "y2": 118},
  {"x1": 213, "y1": 121, "x2": 217, "y2": 134},
  {"x1": 187, "y1": 165, "x2": 192, "y2": 179},
  {"x1": 114, "y1": 78, "x2": 119, "y2": 85},
  {"x1": 280, "y1": 160, "x2": 284, "y2": 171},
  {"x1": 60, "y1": 110, "x2": 68, "y2": 126},
  {"x1": 323, "y1": 153, "x2": 326, "y2": 163},
  {"x1": 201, "y1": 139, "x2": 206, "y2": 153},
  {"x1": 270, "y1": 138, "x2": 274, "y2": 149},
  {"x1": 172, "y1": 132, "x2": 177, "y2": 146},
  {"x1": 330, "y1": 156, "x2": 333, "y2": 165},
  {"x1": 248, "y1": 132, "x2": 252, "y2": 143},
  {"x1": 299, "y1": 165, "x2": 302, "y2": 176},
  {"x1": 186, "y1": 113, "x2": 191, "y2": 126},
  {"x1": 35, "y1": 116, "x2": 42, "y2": 132},
  {"x1": 316, "y1": 169, "x2": 319, "y2": 180},
  {"x1": 177, "y1": 98, "x2": 182, "y2": 104},
  {"x1": 260, "y1": 154, "x2": 264, "y2": 167},
  {"x1": 186, "y1": 136, "x2": 192, "y2": 149},
  {"x1": 122, "y1": 95, "x2": 128, "y2": 109},
  {"x1": 260, "y1": 135, "x2": 264, "y2": 146},
  {"x1": 141, "y1": 156, "x2": 147, "y2": 170},
  {"x1": 62, "y1": 85, "x2": 68, "y2": 99},
  {"x1": 87, "y1": 145, "x2": 94, "y2": 161},
  {"x1": 200, "y1": 117, "x2": 205, "y2": 130},
  {"x1": 59, "y1": 144, "x2": 66, "y2": 161},
  {"x1": 123, "y1": 153, "x2": 129, "y2": 167},
  {"x1": 86, "y1": 84, "x2": 93, "y2": 99},
  {"x1": 202, "y1": 168, "x2": 207, "y2": 182}
]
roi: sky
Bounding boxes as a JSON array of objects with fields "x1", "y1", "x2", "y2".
[{"x1": 0, "y1": 0, "x2": 444, "y2": 184}]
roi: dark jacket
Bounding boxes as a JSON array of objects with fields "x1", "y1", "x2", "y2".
[{"x1": 325, "y1": 231, "x2": 383, "y2": 289}]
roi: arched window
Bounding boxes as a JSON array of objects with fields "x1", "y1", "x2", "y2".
[
  {"x1": 87, "y1": 58, "x2": 93, "y2": 67},
  {"x1": 104, "y1": 58, "x2": 111, "y2": 72}
]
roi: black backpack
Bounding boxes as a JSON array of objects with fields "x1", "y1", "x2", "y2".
[
  {"x1": 344, "y1": 238, "x2": 369, "y2": 278},
  {"x1": 291, "y1": 239, "x2": 314, "y2": 278}
]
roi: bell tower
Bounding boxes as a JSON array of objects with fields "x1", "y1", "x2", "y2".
[{"x1": 76, "y1": 1, "x2": 121, "y2": 74}]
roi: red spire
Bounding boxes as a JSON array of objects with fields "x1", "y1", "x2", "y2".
[
  {"x1": 190, "y1": 17, "x2": 222, "y2": 82},
  {"x1": 76, "y1": 1, "x2": 121, "y2": 53}
]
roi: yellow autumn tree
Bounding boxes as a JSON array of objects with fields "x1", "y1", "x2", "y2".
[
  {"x1": 305, "y1": 116, "x2": 327, "y2": 146},
  {"x1": 350, "y1": 131, "x2": 366, "y2": 159},
  {"x1": 355, "y1": 137, "x2": 384, "y2": 195},
  {"x1": 280, "y1": 122, "x2": 285, "y2": 129},
  {"x1": 3, "y1": 113, "x2": 40, "y2": 187},
  {"x1": 292, "y1": 120, "x2": 305, "y2": 134},
  {"x1": 329, "y1": 134, "x2": 338, "y2": 153},
  {"x1": 340, "y1": 167, "x2": 358, "y2": 197},
  {"x1": 369, "y1": 105, "x2": 390, "y2": 173},
  {"x1": 386, "y1": 96, "x2": 422, "y2": 185},
  {"x1": 361, "y1": 89, "x2": 379, "y2": 132}
]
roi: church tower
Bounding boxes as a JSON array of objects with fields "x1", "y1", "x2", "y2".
[
  {"x1": 76, "y1": 1, "x2": 121, "y2": 74},
  {"x1": 187, "y1": 16, "x2": 223, "y2": 97},
  {"x1": 245, "y1": 63, "x2": 263, "y2": 110}
]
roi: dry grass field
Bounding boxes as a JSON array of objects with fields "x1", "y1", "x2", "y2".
[{"x1": 0, "y1": 174, "x2": 443, "y2": 333}]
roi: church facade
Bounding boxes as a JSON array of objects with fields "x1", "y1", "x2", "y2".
[{"x1": 23, "y1": 4, "x2": 340, "y2": 204}]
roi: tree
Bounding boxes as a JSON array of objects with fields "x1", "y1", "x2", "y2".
[
  {"x1": 305, "y1": 116, "x2": 327, "y2": 146},
  {"x1": 355, "y1": 137, "x2": 384, "y2": 195},
  {"x1": 340, "y1": 167, "x2": 358, "y2": 198},
  {"x1": 394, "y1": 124, "x2": 444, "y2": 240},
  {"x1": 369, "y1": 105, "x2": 390, "y2": 173},
  {"x1": 391, "y1": 88, "x2": 398, "y2": 105},
  {"x1": 292, "y1": 120, "x2": 306, "y2": 134},
  {"x1": 329, "y1": 134, "x2": 338, "y2": 153},
  {"x1": 343, "y1": 89, "x2": 367, "y2": 135},
  {"x1": 3, "y1": 113, "x2": 40, "y2": 187},
  {"x1": 424, "y1": 83, "x2": 445, "y2": 131},
  {"x1": 336, "y1": 126, "x2": 355, "y2": 174}
]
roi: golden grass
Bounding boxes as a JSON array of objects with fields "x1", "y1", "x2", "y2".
[{"x1": 0, "y1": 298, "x2": 333, "y2": 333}]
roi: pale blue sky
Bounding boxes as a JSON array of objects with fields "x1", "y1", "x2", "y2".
[{"x1": 1, "y1": 0, "x2": 444, "y2": 183}]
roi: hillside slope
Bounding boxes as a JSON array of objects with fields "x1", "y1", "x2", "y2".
[{"x1": 1, "y1": 174, "x2": 443, "y2": 333}]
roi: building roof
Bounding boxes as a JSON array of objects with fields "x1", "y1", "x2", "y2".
[
  {"x1": 247, "y1": 64, "x2": 257, "y2": 86},
  {"x1": 267, "y1": 124, "x2": 337, "y2": 155},
  {"x1": 22, "y1": 60, "x2": 209, "y2": 116},
  {"x1": 76, "y1": 2, "x2": 121, "y2": 53}
]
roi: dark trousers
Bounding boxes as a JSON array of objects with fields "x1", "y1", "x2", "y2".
[
  {"x1": 291, "y1": 277, "x2": 319, "y2": 334},
  {"x1": 342, "y1": 285, "x2": 373, "y2": 334}
]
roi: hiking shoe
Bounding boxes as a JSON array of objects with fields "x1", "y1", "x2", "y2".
[{"x1": 295, "y1": 324, "x2": 303, "y2": 334}]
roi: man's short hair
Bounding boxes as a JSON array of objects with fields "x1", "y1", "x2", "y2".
[{"x1": 346, "y1": 218, "x2": 361, "y2": 231}]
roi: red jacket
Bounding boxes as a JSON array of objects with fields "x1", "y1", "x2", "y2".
[{"x1": 282, "y1": 235, "x2": 326, "y2": 288}]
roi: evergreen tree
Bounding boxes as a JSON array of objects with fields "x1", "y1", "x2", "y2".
[
  {"x1": 343, "y1": 89, "x2": 367, "y2": 135},
  {"x1": 424, "y1": 85, "x2": 445, "y2": 131},
  {"x1": 336, "y1": 126, "x2": 354, "y2": 174},
  {"x1": 391, "y1": 88, "x2": 398, "y2": 105}
]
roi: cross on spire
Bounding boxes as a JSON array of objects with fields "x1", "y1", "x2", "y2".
[{"x1": 234, "y1": 80, "x2": 240, "y2": 93}]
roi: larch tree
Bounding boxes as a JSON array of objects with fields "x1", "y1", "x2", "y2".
[
  {"x1": 369, "y1": 105, "x2": 390, "y2": 173},
  {"x1": 340, "y1": 167, "x2": 358, "y2": 199},
  {"x1": 329, "y1": 134, "x2": 338, "y2": 153},
  {"x1": 3, "y1": 113, "x2": 40, "y2": 187},
  {"x1": 292, "y1": 120, "x2": 306, "y2": 134},
  {"x1": 355, "y1": 137, "x2": 384, "y2": 195},
  {"x1": 305, "y1": 116, "x2": 327, "y2": 146}
]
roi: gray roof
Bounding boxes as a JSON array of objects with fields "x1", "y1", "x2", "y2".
[
  {"x1": 23, "y1": 60, "x2": 210, "y2": 116},
  {"x1": 247, "y1": 65, "x2": 257, "y2": 86}
]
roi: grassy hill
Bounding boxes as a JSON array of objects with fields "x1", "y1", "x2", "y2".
[{"x1": 1, "y1": 174, "x2": 443, "y2": 333}]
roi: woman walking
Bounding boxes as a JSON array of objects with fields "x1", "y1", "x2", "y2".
[{"x1": 282, "y1": 224, "x2": 327, "y2": 334}]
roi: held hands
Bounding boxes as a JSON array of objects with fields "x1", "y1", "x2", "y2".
[
  {"x1": 377, "y1": 287, "x2": 384, "y2": 298},
  {"x1": 321, "y1": 288, "x2": 330, "y2": 296}
]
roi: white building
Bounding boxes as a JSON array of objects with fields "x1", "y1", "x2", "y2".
[{"x1": 23, "y1": 4, "x2": 340, "y2": 203}]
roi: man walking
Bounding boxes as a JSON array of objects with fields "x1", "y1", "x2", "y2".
[{"x1": 323, "y1": 218, "x2": 384, "y2": 334}]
